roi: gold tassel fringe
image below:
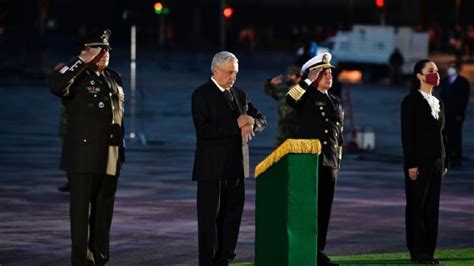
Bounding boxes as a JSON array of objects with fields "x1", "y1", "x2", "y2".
[{"x1": 254, "y1": 139, "x2": 321, "y2": 177}]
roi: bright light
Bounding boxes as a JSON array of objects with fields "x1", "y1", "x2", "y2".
[
  {"x1": 223, "y1": 7, "x2": 234, "y2": 19},
  {"x1": 154, "y1": 2, "x2": 163, "y2": 14},
  {"x1": 375, "y1": 0, "x2": 384, "y2": 9},
  {"x1": 338, "y1": 70, "x2": 363, "y2": 84}
]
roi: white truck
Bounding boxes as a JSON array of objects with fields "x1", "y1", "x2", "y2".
[{"x1": 327, "y1": 25, "x2": 429, "y2": 75}]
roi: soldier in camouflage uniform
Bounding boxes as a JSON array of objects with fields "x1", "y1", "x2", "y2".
[{"x1": 264, "y1": 65, "x2": 301, "y2": 146}]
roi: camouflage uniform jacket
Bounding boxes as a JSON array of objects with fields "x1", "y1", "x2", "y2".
[{"x1": 264, "y1": 79, "x2": 299, "y2": 146}]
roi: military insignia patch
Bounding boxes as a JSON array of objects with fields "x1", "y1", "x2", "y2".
[
  {"x1": 69, "y1": 59, "x2": 82, "y2": 71},
  {"x1": 101, "y1": 30, "x2": 111, "y2": 44},
  {"x1": 322, "y1": 54, "x2": 329, "y2": 64},
  {"x1": 87, "y1": 86, "x2": 101, "y2": 94},
  {"x1": 59, "y1": 66, "x2": 69, "y2": 74}
]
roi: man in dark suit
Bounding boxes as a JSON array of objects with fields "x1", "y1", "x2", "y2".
[
  {"x1": 192, "y1": 51, "x2": 266, "y2": 266},
  {"x1": 286, "y1": 52, "x2": 343, "y2": 266},
  {"x1": 439, "y1": 63, "x2": 471, "y2": 167},
  {"x1": 49, "y1": 29, "x2": 125, "y2": 266}
]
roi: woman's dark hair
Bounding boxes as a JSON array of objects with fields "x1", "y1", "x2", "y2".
[{"x1": 409, "y1": 59, "x2": 432, "y2": 93}]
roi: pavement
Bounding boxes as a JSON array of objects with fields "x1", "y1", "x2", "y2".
[{"x1": 0, "y1": 51, "x2": 473, "y2": 265}]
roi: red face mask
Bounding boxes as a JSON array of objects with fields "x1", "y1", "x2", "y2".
[{"x1": 424, "y1": 72, "x2": 440, "y2": 86}]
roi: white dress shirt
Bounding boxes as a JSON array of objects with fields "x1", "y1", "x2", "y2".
[
  {"x1": 211, "y1": 77, "x2": 227, "y2": 92},
  {"x1": 419, "y1": 90, "x2": 440, "y2": 120}
]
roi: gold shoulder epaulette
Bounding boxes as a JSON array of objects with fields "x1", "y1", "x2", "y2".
[{"x1": 287, "y1": 84, "x2": 306, "y2": 101}]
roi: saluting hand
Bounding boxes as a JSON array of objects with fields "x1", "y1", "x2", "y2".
[
  {"x1": 307, "y1": 67, "x2": 323, "y2": 83},
  {"x1": 408, "y1": 167, "x2": 419, "y2": 181},
  {"x1": 79, "y1": 47, "x2": 103, "y2": 63},
  {"x1": 270, "y1": 75, "x2": 284, "y2": 85}
]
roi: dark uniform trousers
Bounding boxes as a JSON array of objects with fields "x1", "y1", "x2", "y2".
[
  {"x1": 318, "y1": 165, "x2": 337, "y2": 256},
  {"x1": 197, "y1": 178, "x2": 245, "y2": 266},
  {"x1": 68, "y1": 173, "x2": 118, "y2": 266},
  {"x1": 404, "y1": 159, "x2": 443, "y2": 259}
]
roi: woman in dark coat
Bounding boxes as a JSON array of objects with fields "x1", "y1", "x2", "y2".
[{"x1": 401, "y1": 59, "x2": 448, "y2": 265}]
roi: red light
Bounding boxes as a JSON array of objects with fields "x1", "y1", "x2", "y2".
[
  {"x1": 154, "y1": 2, "x2": 163, "y2": 15},
  {"x1": 223, "y1": 7, "x2": 234, "y2": 19},
  {"x1": 154, "y1": 2, "x2": 163, "y2": 11},
  {"x1": 375, "y1": 0, "x2": 384, "y2": 9}
]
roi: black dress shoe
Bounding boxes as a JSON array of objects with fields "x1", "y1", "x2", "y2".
[
  {"x1": 319, "y1": 261, "x2": 340, "y2": 266},
  {"x1": 318, "y1": 253, "x2": 340, "y2": 266},
  {"x1": 412, "y1": 255, "x2": 439, "y2": 265},
  {"x1": 429, "y1": 257, "x2": 440, "y2": 265}
]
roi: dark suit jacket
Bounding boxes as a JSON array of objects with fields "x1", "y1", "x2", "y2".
[
  {"x1": 49, "y1": 57, "x2": 125, "y2": 175},
  {"x1": 286, "y1": 84, "x2": 344, "y2": 170},
  {"x1": 192, "y1": 79, "x2": 266, "y2": 181},
  {"x1": 401, "y1": 91, "x2": 448, "y2": 169},
  {"x1": 439, "y1": 75, "x2": 470, "y2": 121}
]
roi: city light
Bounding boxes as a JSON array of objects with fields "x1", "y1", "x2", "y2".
[
  {"x1": 154, "y1": 2, "x2": 163, "y2": 15},
  {"x1": 154, "y1": 2, "x2": 170, "y2": 15},
  {"x1": 223, "y1": 7, "x2": 234, "y2": 19},
  {"x1": 375, "y1": 0, "x2": 384, "y2": 9}
]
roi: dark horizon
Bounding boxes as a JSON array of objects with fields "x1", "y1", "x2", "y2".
[{"x1": 2, "y1": 0, "x2": 473, "y2": 49}]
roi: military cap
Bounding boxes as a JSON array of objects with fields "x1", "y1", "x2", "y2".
[
  {"x1": 301, "y1": 52, "x2": 335, "y2": 74},
  {"x1": 84, "y1": 29, "x2": 112, "y2": 50}
]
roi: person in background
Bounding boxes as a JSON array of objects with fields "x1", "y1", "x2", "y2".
[
  {"x1": 450, "y1": 25, "x2": 465, "y2": 66},
  {"x1": 49, "y1": 29, "x2": 125, "y2": 266},
  {"x1": 264, "y1": 65, "x2": 301, "y2": 146},
  {"x1": 439, "y1": 63, "x2": 471, "y2": 167},
  {"x1": 401, "y1": 59, "x2": 448, "y2": 265},
  {"x1": 389, "y1": 47, "x2": 405, "y2": 86}
]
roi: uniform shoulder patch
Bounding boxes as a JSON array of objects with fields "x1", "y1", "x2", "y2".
[{"x1": 53, "y1": 63, "x2": 70, "y2": 74}]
